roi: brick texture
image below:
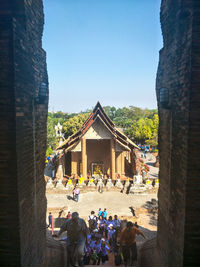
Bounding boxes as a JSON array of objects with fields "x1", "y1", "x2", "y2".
[
  {"x1": 139, "y1": 1, "x2": 200, "y2": 266},
  {"x1": 0, "y1": 1, "x2": 48, "y2": 266}
]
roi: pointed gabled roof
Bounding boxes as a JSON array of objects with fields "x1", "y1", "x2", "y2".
[{"x1": 57, "y1": 102, "x2": 139, "y2": 151}]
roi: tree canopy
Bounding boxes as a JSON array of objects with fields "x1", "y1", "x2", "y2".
[{"x1": 62, "y1": 113, "x2": 90, "y2": 138}]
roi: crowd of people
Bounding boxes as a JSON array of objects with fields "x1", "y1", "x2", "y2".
[{"x1": 56, "y1": 209, "x2": 145, "y2": 267}]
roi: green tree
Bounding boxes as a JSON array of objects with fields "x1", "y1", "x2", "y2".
[
  {"x1": 145, "y1": 114, "x2": 159, "y2": 147},
  {"x1": 46, "y1": 115, "x2": 59, "y2": 149},
  {"x1": 63, "y1": 113, "x2": 89, "y2": 138},
  {"x1": 124, "y1": 114, "x2": 159, "y2": 146},
  {"x1": 125, "y1": 118, "x2": 153, "y2": 143}
]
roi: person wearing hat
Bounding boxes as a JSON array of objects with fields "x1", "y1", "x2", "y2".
[{"x1": 58, "y1": 212, "x2": 88, "y2": 267}]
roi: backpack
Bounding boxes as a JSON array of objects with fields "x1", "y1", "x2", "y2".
[{"x1": 89, "y1": 216, "x2": 97, "y2": 230}]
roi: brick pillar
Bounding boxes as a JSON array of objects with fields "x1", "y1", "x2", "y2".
[
  {"x1": 81, "y1": 138, "x2": 87, "y2": 178},
  {"x1": 110, "y1": 139, "x2": 115, "y2": 179}
]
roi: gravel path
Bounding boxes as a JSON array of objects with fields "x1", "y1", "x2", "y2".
[{"x1": 47, "y1": 191, "x2": 157, "y2": 218}]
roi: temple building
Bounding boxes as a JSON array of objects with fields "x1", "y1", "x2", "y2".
[{"x1": 58, "y1": 102, "x2": 140, "y2": 179}]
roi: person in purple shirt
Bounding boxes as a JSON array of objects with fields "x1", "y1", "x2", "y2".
[
  {"x1": 99, "y1": 239, "x2": 110, "y2": 264},
  {"x1": 107, "y1": 224, "x2": 116, "y2": 251},
  {"x1": 113, "y1": 215, "x2": 121, "y2": 230},
  {"x1": 97, "y1": 215, "x2": 106, "y2": 235},
  {"x1": 105, "y1": 216, "x2": 113, "y2": 238}
]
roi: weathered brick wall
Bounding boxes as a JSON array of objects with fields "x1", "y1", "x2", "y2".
[
  {"x1": 0, "y1": 12, "x2": 21, "y2": 267},
  {"x1": 0, "y1": 0, "x2": 48, "y2": 266},
  {"x1": 139, "y1": 1, "x2": 200, "y2": 266},
  {"x1": 45, "y1": 231, "x2": 67, "y2": 267},
  {"x1": 156, "y1": 0, "x2": 200, "y2": 266},
  {"x1": 183, "y1": 1, "x2": 200, "y2": 265}
]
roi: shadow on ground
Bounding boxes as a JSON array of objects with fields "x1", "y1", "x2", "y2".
[
  {"x1": 67, "y1": 195, "x2": 75, "y2": 201},
  {"x1": 142, "y1": 200, "x2": 158, "y2": 227}
]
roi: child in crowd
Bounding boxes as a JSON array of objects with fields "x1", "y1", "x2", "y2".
[
  {"x1": 99, "y1": 239, "x2": 110, "y2": 265},
  {"x1": 98, "y1": 208, "x2": 102, "y2": 218},
  {"x1": 105, "y1": 216, "x2": 113, "y2": 239},
  {"x1": 91, "y1": 249, "x2": 99, "y2": 265},
  {"x1": 97, "y1": 215, "x2": 106, "y2": 236},
  {"x1": 107, "y1": 224, "x2": 116, "y2": 252}
]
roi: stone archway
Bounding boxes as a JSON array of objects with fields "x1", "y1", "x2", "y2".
[{"x1": 0, "y1": 1, "x2": 200, "y2": 266}]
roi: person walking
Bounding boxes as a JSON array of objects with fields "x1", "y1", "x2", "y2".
[
  {"x1": 72, "y1": 187, "x2": 76, "y2": 200},
  {"x1": 107, "y1": 224, "x2": 116, "y2": 252},
  {"x1": 120, "y1": 221, "x2": 145, "y2": 267},
  {"x1": 103, "y1": 208, "x2": 108, "y2": 220},
  {"x1": 74, "y1": 187, "x2": 80, "y2": 202},
  {"x1": 99, "y1": 239, "x2": 110, "y2": 265},
  {"x1": 113, "y1": 215, "x2": 121, "y2": 230},
  {"x1": 105, "y1": 216, "x2": 113, "y2": 239},
  {"x1": 98, "y1": 208, "x2": 102, "y2": 218},
  {"x1": 88, "y1": 211, "x2": 98, "y2": 232},
  {"x1": 97, "y1": 215, "x2": 106, "y2": 236},
  {"x1": 48, "y1": 212, "x2": 52, "y2": 228},
  {"x1": 58, "y1": 212, "x2": 88, "y2": 267}
]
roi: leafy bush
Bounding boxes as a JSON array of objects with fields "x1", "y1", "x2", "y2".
[{"x1": 46, "y1": 147, "x2": 53, "y2": 157}]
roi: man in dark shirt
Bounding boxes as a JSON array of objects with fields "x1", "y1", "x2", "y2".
[{"x1": 58, "y1": 212, "x2": 88, "y2": 267}]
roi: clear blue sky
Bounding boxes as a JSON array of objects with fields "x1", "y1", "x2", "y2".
[{"x1": 43, "y1": 0, "x2": 162, "y2": 113}]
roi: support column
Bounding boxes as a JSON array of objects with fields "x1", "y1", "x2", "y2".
[
  {"x1": 81, "y1": 138, "x2": 87, "y2": 178},
  {"x1": 110, "y1": 139, "x2": 115, "y2": 179},
  {"x1": 121, "y1": 152, "x2": 125, "y2": 176},
  {"x1": 71, "y1": 152, "x2": 78, "y2": 176},
  {"x1": 116, "y1": 152, "x2": 122, "y2": 176}
]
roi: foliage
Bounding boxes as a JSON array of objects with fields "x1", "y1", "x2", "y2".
[
  {"x1": 62, "y1": 113, "x2": 90, "y2": 138},
  {"x1": 124, "y1": 113, "x2": 158, "y2": 145},
  {"x1": 152, "y1": 149, "x2": 158, "y2": 153},
  {"x1": 46, "y1": 147, "x2": 53, "y2": 157},
  {"x1": 46, "y1": 111, "x2": 71, "y2": 152},
  {"x1": 47, "y1": 116, "x2": 58, "y2": 150}
]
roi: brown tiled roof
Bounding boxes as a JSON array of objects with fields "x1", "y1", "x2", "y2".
[{"x1": 57, "y1": 102, "x2": 139, "y2": 150}]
